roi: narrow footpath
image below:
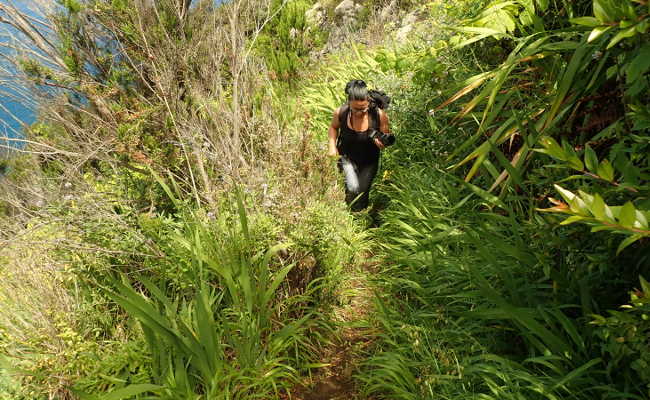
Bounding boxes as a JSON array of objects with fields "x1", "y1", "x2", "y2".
[{"x1": 295, "y1": 250, "x2": 381, "y2": 400}]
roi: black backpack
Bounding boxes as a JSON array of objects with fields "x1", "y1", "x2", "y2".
[{"x1": 368, "y1": 89, "x2": 391, "y2": 110}]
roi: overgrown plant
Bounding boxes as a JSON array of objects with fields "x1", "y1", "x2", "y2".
[
  {"x1": 76, "y1": 178, "x2": 315, "y2": 399},
  {"x1": 360, "y1": 165, "x2": 649, "y2": 399},
  {"x1": 436, "y1": 0, "x2": 649, "y2": 253},
  {"x1": 256, "y1": 0, "x2": 326, "y2": 81}
]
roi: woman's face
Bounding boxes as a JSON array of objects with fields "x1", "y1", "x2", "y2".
[{"x1": 350, "y1": 99, "x2": 369, "y2": 115}]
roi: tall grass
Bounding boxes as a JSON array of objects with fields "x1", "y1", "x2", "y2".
[
  {"x1": 358, "y1": 161, "x2": 647, "y2": 399},
  {"x1": 63, "y1": 174, "x2": 327, "y2": 399},
  {"x1": 0, "y1": 230, "x2": 79, "y2": 399}
]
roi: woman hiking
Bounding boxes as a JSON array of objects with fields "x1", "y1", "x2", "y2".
[{"x1": 327, "y1": 80, "x2": 394, "y2": 211}]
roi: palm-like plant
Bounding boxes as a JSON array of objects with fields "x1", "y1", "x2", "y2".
[
  {"x1": 95, "y1": 175, "x2": 309, "y2": 399},
  {"x1": 438, "y1": 0, "x2": 650, "y2": 250}
]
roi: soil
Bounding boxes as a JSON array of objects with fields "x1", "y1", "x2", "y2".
[{"x1": 287, "y1": 255, "x2": 380, "y2": 400}]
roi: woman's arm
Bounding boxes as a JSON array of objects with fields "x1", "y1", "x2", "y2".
[
  {"x1": 379, "y1": 109, "x2": 390, "y2": 134},
  {"x1": 328, "y1": 108, "x2": 341, "y2": 157},
  {"x1": 372, "y1": 109, "x2": 391, "y2": 150}
]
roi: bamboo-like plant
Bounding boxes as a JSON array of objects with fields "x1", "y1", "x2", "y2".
[
  {"x1": 437, "y1": 0, "x2": 649, "y2": 254},
  {"x1": 359, "y1": 164, "x2": 645, "y2": 399},
  {"x1": 94, "y1": 175, "x2": 308, "y2": 399}
]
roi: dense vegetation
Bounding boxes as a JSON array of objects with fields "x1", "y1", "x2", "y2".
[{"x1": 0, "y1": 0, "x2": 648, "y2": 399}]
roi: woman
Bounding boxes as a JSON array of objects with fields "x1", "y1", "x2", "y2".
[{"x1": 327, "y1": 80, "x2": 393, "y2": 211}]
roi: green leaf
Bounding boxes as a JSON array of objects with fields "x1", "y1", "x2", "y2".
[
  {"x1": 597, "y1": 159, "x2": 615, "y2": 181},
  {"x1": 640, "y1": 276, "x2": 650, "y2": 296},
  {"x1": 591, "y1": 193, "x2": 606, "y2": 220},
  {"x1": 593, "y1": 0, "x2": 611, "y2": 22},
  {"x1": 459, "y1": 177, "x2": 510, "y2": 211},
  {"x1": 578, "y1": 190, "x2": 594, "y2": 208},
  {"x1": 195, "y1": 286, "x2": 220, "y2": 372},
  {"x1": 618, "y1": 202, "x2": 636, "y2": 228},
  {"x1": 98, "y1": 384, "x2": 163, "y2": 400},
  {"x1": 607, "y1": 26, "x2": 637, "y2": 49},
  {"x1": 264, "y1": 261, "x2": 296, "y2": 309},
  {"x1": 570, "y1": 17, "x2": 601, "y2": 27},
  {"x1": 569, "y1": 196, "x2": 589, "y2": 216},
  {"x1": 561, "y1": 140, "x2": 584, "y2": 170},
  {"x1": 593, "y1": 0, "x2": 608, "y2": 22},
  {"x1": 626, "y1": 44, "x2": 650, "y2": 83},
  {"x1": 148, "y1": 167, "x2": 181, "y2": 208},
  {"x1": 584, "y1": 145, "x2": 598, "y2": 172},
  {"x1": 551, "y1": 358, "x2": 602, "y2": 389},
  {"x1": 520, "y1": 10, "x2": 534, "y2": 27},
  {"x1": 545, "y1": 43, "x2": 590, "y2": 128},
  {"x1": 617, "y1": 234, "x2": 643, "y2": 255},
  {"x1": 538, "y1": 136, "x2": 565, "y2": 160},
  {"x1": 554, "y1": 184, "x2": 576, "y2": 203},
  {"x1": 542, "y1": 41, "x2": 581, "y2": 51},
  {"x1": 486, "y1": 138, "x2": 525, "y2": 192},
  {"x1": 568, "y1": 156, "x2": 584, "y2": 171},
  {"x1": 588, "y1": 26, "x2": 611, "y2": 42},
  {"x1": 620, "y1": 20, "x2": 636, "y2": 29},
  {"x1": 603, "y1": 203, "x2": 616, "y2": 223},
  {"x1": 635, "y1": 209, "x2": 649, "y2": 229},
  {"x1": 593, "y1": 0, "x2": 623, "y2": 23},
  {"x1": 560, "y1": 215, "x2": 588, "y2": 225}
]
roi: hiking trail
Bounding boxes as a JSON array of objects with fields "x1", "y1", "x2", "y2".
[{"x1": 292, "y1": 249, "x2": 380, "y2": 400}]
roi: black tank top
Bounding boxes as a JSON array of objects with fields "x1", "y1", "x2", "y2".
[{"x1": 336, "y1": 105, "x2": 380, "y2": 164}]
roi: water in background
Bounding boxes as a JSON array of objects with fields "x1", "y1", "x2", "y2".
[
  {"x1": 0, "y1": 1, "x2": 51, "y2": 154},
  {"x1": 0, "y1": 86, "x2": 36, "y2": 152}
]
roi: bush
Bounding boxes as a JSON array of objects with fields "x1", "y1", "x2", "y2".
[
  {"x1": 256, "y1": 0, "x2": 326, "y2": 81},
  {"x1": 592, "y1": 277, "x2": 650, "y2": 394}
]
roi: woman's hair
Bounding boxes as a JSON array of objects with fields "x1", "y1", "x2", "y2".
[{"x1": 345, "y1": 79, "x2": 368, "y2": 102}]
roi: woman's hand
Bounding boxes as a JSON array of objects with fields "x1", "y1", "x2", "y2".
[{"x1": 373, "y1": 137, "x2": 385, "y2": 150}]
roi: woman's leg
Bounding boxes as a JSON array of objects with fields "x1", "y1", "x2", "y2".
[
  {"x1": 353, "y1": 160, "x2": 379, "y2": 210},
  {"x1": 339, "y1": 156, "x2": 378, "y2": 211}
]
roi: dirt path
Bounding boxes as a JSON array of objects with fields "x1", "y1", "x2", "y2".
[{"x1": 292, "y1": 253, "x2": 380, "y2": 400}]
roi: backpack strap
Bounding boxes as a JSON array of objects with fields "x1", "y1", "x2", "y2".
[
  {"x1": 338, "y1": 105, "x2": 350, "y2": 127},
  {"x1": 370, "y1": 106, "x2": 380, "y2": 131},
  {"x1": 336, "y1": 105, "x2": 349, "y2": 150}
]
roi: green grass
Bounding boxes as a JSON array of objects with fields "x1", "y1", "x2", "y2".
[
  {"x1": 0, "y1": 167, "x2": 370, "y2": 399},
  {"x1": 357, "y1": 164, "x2": 647, "y2": 399}
]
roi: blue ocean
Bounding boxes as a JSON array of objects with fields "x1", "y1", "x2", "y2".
[
  {"x1": 0, "y1": 2, "x2": 41, "y2": 152},
  {"x1": 0, "y1": 87, "x2": 35, "y2": 151}
]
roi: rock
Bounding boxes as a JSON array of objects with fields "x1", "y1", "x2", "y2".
[
  {"x1": 305, "y1": 2, "x2": 326, "y2": 27},
  {"x1": 379, "y1": 0, "x2": 397, "y2": 22},
  {"x1": 334, "y1": 0, "x2": 354, "y2": 17},
  {"x1": 334, "y1": 0, "x2": 362, "y2": 25},
  {"x1": 395, "y1": 11, "x2": 419, "y2": 43}
]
